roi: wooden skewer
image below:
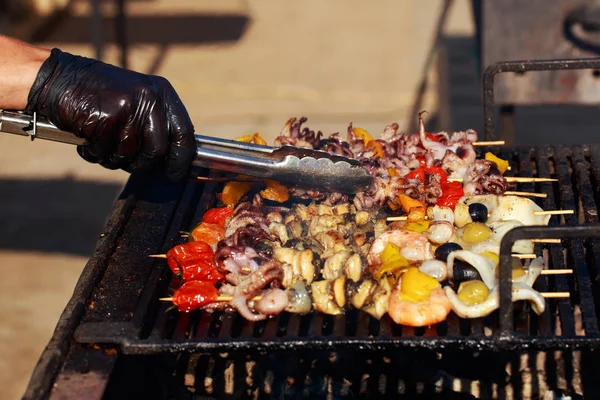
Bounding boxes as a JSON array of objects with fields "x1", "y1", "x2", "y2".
[
  {"x1": 531, "y1": 239, "x2": 561, "y2": 244},
  {"x1": 448, "y1": 177, "x2": 558, "y2": 183},
  {"x1": 504, "y1": 191, "x2": 547, "y2": 198},
  {"x1": 472, "y1": 141, "x2": 505, "y2": 146},
  {"x1": 159, "y1": 296, "x2": 263, "y2": 302},
  {"x1": 161, "y1": 291, "x2": 566, "y2": 303},
  {"x1": 534, "y1": 210, "x2": 574, "y2": 216},
  {"x1": 541, "y1": 269, "x2": 573, "y2": 275},
  {"x1": 541, "y1": 292, "x2": 570, "y2": 299},
  {"x1": 387, "y1": 209, "x2": 572, "y2": 222},
  {"x1": 149, "y1": 254, "x2": 167, "y2": 259},
  {"x1": 513, "y1": 254, "x2": 537, "y2": 259}
]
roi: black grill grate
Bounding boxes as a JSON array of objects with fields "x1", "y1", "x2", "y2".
[
  {"x1": 101, "y1": 349, "x2": 597, "y2": 399},
  {"x1": 71, "y1": 145, "x2": 600, "y2": 355}
]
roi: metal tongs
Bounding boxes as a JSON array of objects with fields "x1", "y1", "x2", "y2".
[{"x1": 0, "y1": 111, "x2": 373, "y2": 193}]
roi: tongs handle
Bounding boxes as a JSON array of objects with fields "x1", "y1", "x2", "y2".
[
  {"x1": 0, "y1": 109, "x2": 274, "y2": 173},
  {"x1": 0, "y1": 110, "x2": 85, "y2": 145}
]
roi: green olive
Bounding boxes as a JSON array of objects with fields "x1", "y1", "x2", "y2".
[
  {"x1": 457, "y1": 280, "x2": 489, "y2": 304},
  {"x1": 462, "y1": 222, "x2": 492, "y2": 244}
]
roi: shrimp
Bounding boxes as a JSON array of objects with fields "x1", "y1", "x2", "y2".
[
  {"x1": 388, "y1": 285, "x2": 451, "y2": 327},
  {"x1": 367, "y1": 230, "x2": 434, "y2": 266}
]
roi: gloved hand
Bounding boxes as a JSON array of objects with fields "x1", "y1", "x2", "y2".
[{"x1": 25, "y1": 48, "x2": 196, "y2": 181}]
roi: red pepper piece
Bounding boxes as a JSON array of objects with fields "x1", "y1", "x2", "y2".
[
  {"x1": 425, "y1": 133, "x2": 442, "y2": 142},
  {"x1": 172, "y1": 281, "x2": 218, "y2": 312},
  {"x1": 405, "y1": 166, "x2": 448, "y2": 185},
  {"x1": 166, "y1": 241, "x2": 214, "y2": 274},
  {"x1": 202, "y1": 207, "x2": 234, "y2": 228},
  {"x1": 180, "y1": 258, "x2": 226, "y2": 283},
  {"x1": 437, "y1": 181, "x2": 464, "y2": 210}
]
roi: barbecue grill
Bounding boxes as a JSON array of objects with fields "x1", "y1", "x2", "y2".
[{"x1": 21, "y1": 60, "x2": 600, "y2": 400}]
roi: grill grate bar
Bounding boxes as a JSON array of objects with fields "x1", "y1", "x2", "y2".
[
  {"x1": 537, "y1": 146, "x2": 577, "y2": 337},
  {"x1": 557, "y1": 146, "x2": 600, "y2": 335},
  {"x1": 586, "y1": 147, "x2": 600, "y2": 327},
  {"x1": 516, "y1": 147, "x2": 544, "y2": 336},
  {"x1": 571, "y1": 146, "x2": 600, "y2": 335}
]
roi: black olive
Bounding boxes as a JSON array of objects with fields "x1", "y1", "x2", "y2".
[
  {"x1": 468, "y1": 203, "x2": 488, "y2": 223},
  {"x1": 450, "y1": 260, "x2": 482, "y2": 284},
  {"x1": 435, "y1": 242, "x2": 463, "y2": 262}
]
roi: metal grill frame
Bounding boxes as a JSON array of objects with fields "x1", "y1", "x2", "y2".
[{"x1": 483, "y1": 57, "x2": 600, "y2": 140}]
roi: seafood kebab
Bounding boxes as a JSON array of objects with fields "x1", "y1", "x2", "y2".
[{"x1": 159, "y1": 118, "x2": 561, "y2": 327}]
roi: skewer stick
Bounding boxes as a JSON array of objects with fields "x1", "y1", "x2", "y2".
[
  {"x1": 541, "y1": 292, "x2": 570, "y2": 299},
  {"x1": 448, "y1": 177, "x2": 558, "y2": 183},
  {"x1": 387, "y1": 209, "x2": 572, "y2": 222},
  {"x1": 541, "y1": 269, "x2": 573, "y2": 275},
  {"x1": 504, "y1": 191, "x2": 547, "y2": 198},
  {"x1": 513, "y1": 254, "x2": 537, "y2": 259},
  {"x1": 534, "y1": 210, "x2": 574, "y2": 216},
  {"x1": 159, "y1": 296, "x2": 263, "y2": 302},
  {"x1": 472, "y1": 141, "x2": 505, "y2": 146},
  {"x1": 149, "y1": 254, "x2": 167, "y2": 259},
  {"x1": 531, "y1": 239, "x2": 561, "y2": 244}
]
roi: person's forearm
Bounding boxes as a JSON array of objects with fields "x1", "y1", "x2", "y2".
[{"x1": 0, "y1": 35, "x2": 50, "y2": 110}]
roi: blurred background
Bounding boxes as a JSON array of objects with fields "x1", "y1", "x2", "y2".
[{"x1": 2, "y1": 0, "x2": 600, "y2": 398}]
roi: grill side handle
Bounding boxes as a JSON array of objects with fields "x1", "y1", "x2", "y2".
[{"x1": 482, "y1": 58, "x2": 600, "y2": 140}]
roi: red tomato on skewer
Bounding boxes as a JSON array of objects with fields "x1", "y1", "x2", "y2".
[
  {"x1": 202, "y1": 207, "x2": 234, "y2": 228},
  {"x1": 179, "y1": 258, "x2": 226, "y2": 284},
  {"x1": 437, "y1": 181, "x2": 464, "y2": 210},
  {"x1": 172, "y1": 281, "x2": 218, "y2": 312},
  {"x1": 166, "y1": 241, "x2": 214, "y2": 275},
  {"x1": 189, "y1": 222, "x2": 225, "y2": 246}
]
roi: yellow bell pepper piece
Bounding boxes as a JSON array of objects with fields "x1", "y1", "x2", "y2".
[
  {"x1": 398, "y1": 194, "x2": 426, "y2": 214},
  {"x1": 407, "y1": 207, "x2": 427, "y2": 223},
  {"x1": 485, "y1": 152, "x2": 509, "y2": 174},
  {"x1": 260, "y1": 179, "x2": 289, "y2": 203},
  {"x1": 236, "y1": 133, "x2": 268, "y2": 145},
  {"x1": 375, "y1": 257, "x2": 410, "y2": 280},
  {"x1": 220, "y1": 181, "x2": 254, "y2": 205},
  {"x1": 380, "y1": 242, "x2": 402, "y2": 264},
  {"x1": 404, "y1": 220, "x2": 430, "y2": 233},
  {"x1": 399, "y1": 267, "x2": 441, "y2": 302},
  {"x1": 352, "y1": 127, "x2": 374, "y2": 145},
  {"x1": 387, "y1": 167, "x2": 399, "y2": 177},
  {"x1": 365, "y1": 140, "x2": 385, "y2": 158}
]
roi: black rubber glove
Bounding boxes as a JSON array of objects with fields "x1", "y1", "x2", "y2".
[{"x1": 25, "y1": 48, "x2": 196, "y2": 181}]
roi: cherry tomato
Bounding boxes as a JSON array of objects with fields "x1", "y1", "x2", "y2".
[
  {"x1": 166, "y1": 241, "x2": 214, "y2": 275},
  {"x1": 172, "y1": 281, "x2": 218, "y2": 312},
  {"x1": 202, "y1": 207, "x2": 234, "y2": 228},
  {"x1": 437, "y1": 181, "x2": 464, "y2": 210},
  {"x1": 179, "y1": 258, "x2": 226, "y2": 283},
  {"x1": 190, "y1": 222, "x2": 226, "y2": 246}
]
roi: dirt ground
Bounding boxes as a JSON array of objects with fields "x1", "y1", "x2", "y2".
[{"x1": 0, "y1": 1, "x2": 477, "y2": 398}]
